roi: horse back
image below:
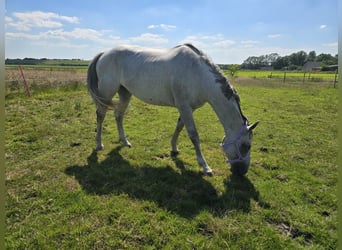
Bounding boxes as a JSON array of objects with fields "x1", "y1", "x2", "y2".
[{"x1": 97, "y1": 45, "x2": 212, "y2": 108}]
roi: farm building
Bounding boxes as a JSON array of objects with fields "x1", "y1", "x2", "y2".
[{"x1": 303, "y1": 61, "x2": 321, "y2": 71}]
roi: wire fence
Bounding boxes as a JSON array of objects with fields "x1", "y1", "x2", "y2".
[
  {"x1": 5, "y1": 66, "x2": 339, "y2": 97},
  {"x1": 225, "y1": 70, "x2": 338, "y2": 87},
  {"x1": 5, "y1": 66, "x2": 87, "y2": 96}
]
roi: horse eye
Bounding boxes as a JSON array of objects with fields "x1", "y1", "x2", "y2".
[{"x1": 241, "y1": 143, "x2": 251, "y2": 154}]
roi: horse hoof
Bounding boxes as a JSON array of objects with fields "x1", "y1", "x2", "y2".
[
  {"x1": 119, "y1": 138, "x2": 131, "y2": 148},
  {"x1": 96, "y1": 144, "x2": 104, "y2": 151},
  {"x1": 170, "y1": 150, "x2": 179, "y2": 157},
  {"x1": 203, "y1": 168, "x2": 214, "y2": 176},
  {"x1": 205, "y1": 171, "x2": 214, "y2": 177}
]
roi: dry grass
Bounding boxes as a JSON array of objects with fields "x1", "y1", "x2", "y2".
[{"x1": 5, "y1": 67, "x2": 87, "y2": 94}]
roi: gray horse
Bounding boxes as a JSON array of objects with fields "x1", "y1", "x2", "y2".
[{"x1": 87, "y1": 44, "x2": 258, "y2": 175}]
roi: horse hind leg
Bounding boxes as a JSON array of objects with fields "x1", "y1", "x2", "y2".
[
  {"x1": 95, "y1": 105, "x2": 107, "y2": 151},
  {"x1": 115, "y1": 86, "x2": 132, "y2": 147}
]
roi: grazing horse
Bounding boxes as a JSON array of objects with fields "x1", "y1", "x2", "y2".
[{"x1": 87, "y1": 44, "x2": 258, "y2": 175}]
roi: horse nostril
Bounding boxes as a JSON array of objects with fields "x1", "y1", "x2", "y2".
[{"x1": 230, "y1": 162, "x2": 249, "y2": 176}]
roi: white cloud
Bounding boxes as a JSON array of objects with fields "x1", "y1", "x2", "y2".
[
  {"x1": 320, "y1": 24, "x2": 327, "y2": 29},
  {"x1": 267, "y1": 34, "x2": 282, "y2": 39},
  {"x1": 160, "y1": 24, "x2": 176, "y2": 31},
  {"x1": 6, "y1": 32, "x2": 41, "y2": 40},
  {"x1": 241, "y1": 40, "x2": 260, "y2": 44},
  {"x1": 213, "y1": 40, "x2": 235, "y2": 47},
  {"x1": 129, "y1": 33, "x2": 168, "y2": 45},
  {"x1": 33, "y1": 41, "x2": 89, "y2": 49},
  {"x1": 199, "y1": 34, "x2": 224, "y2": 41},
  {"x1": 47, "y1": 28, "x2": 103, "y2": 40},
  {"x1": 240, "y1": 40, "x2": 260, "y2": 48},
  {"x1": 6, "y1": 11, "x2": 79, "y2": 31},
  {"x1": 6, "y1": 28, "x2": 103, "y2": 42},
  {"x1": 5, "y1": 16, "x2": 13, "y2": 23},
  {"x1": 180, "y1": 36, "x2": 208, "y2": 49},
  {"x1": 147, "y1": 24, "x2": 176, "y2": 31},
  {"x1": 323, "y1": 42, "x2": 337, "y2": 47},
  {"x1": 180, "y1": 34, "x2": 234, "y2": 49}
]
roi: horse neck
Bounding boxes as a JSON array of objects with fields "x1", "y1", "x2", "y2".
[{"x1": 207, "y1": 87, "x2": 244, "y2": 138}]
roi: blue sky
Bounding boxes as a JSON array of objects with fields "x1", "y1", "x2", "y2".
[{"x1": 5, "y1": 0, "x2": 338, "y2": 63}]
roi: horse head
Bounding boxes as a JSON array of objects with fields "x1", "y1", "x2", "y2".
[{"x1": 221, "y1": 121, "x2": 259, "y2": 175}]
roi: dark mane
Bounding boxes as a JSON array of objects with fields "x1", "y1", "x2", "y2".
[
  {"x1": 182, "y1": 44, "x2": 236, "y2": 99},
  {"x1": 181, "y1": 43, "x2": 248, "y2": 123}
]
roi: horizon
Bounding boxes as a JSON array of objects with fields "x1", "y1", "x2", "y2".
[
  {"x1": 5, "y1": 0, "x2": 338, "y2": 64},
  {"x1": 5, "y1": 49, "x2": 338, "y2": 65}
]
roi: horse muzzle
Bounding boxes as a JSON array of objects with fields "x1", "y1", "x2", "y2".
[{"x1": 230, "y1": 159, "x2": 250, "y2": 176}]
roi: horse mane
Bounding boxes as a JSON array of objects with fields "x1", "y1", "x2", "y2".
[
  {"x1": 180, "y1": 43, "x2": 248, "y2": 123},
  {"x1": 181, "y1": 44, "x2": 236, "y2": 99}
]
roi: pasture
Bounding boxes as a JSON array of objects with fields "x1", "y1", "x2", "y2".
[{"x1": 5, "y1": 68, "x2": 338, "y2": 249}]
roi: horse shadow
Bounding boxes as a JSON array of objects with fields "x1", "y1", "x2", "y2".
[{"x1": 65, "y1": 146, "x2": 262, "y2": 218}]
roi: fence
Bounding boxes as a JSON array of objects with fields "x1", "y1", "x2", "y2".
[
  {"x1": 229, "y1": 70, "x2": 338, "y2": 87},
  {"x1": 5, "y1": 66, "x2": 87, "y2": 96},
  {"x1": 5, "y1": 66, "x2": 339, "y2": 97}
]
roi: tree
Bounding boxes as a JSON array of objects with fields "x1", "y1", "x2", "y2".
[
  {"x1": 228, "y1": 64, "x2": 240, "y2": 77},
  {"x1": 241, "y1": 53, "x2": 280, "y2": 69},
  {"x1": 241, "y1": 56, "x2": 262, "y2": 69},
  {"x1": 240, "y1": 51, "x2": 337, "y2": 70},
  {"x1": 264, "y1": 53, "x2": 280, "y2": 66},
  {"x1": 307, "y1": 51, "x2": 316, "y2": 62},
  {"x1": 289, "y1": 51, "x2": 307, "y2": 66},
  {"x1": 316, "y1": 53, "x2": 338, "y2": 66},
  {"x1": 273, "y1": 56, "x2": 290, "y2": 70}
]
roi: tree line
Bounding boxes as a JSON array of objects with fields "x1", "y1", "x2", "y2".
[
  {"x1": 240, "y1": 51, "x2": 338, "y2": 70},
  {"x1": 5, "y1": 58, "x2": 89, "y2": 66},
  {"x1": 5, "y1": 58, "x2": 49, "y2": 65}
]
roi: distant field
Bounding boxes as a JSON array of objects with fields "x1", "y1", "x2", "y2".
[
  {"x1": 5, "y1": 64, "x2": 88, "y2": 71},
  {"x1": 5, "y1": 66, "x2": 338, "y2": 88},
  {"x1": 223, "y1": 70, "x2": 338, "y2": 83},
  {"x1": 5, "y1": 58, "x2": 90, "y2": 68},
  {"x1": 5, "y1": 69, "x2": 338, "y2": 249},
  {"x1": 5, "y1": 66, "x2": 87, "y2": 94}
]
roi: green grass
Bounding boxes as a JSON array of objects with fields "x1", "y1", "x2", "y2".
[{"x1": 5, "y1": 81, "x2": 338, "y2": 249}]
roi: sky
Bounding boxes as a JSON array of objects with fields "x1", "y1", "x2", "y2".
[{"x1": 5, "y1": 0, "x2": 338, "y2": 64}]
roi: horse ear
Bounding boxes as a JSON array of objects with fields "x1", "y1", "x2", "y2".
[{"x1": 248, "y1": 121, "x2": 259, "y2": 131}]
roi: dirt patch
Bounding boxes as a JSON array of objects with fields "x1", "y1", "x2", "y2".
[{"x1": 268, "y1": 220, "x2": 313, "y2": 246}]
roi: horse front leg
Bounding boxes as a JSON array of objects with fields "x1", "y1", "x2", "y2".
[
  {"x1": 170, "y1": 116, "x2": 184, "y2": 156},
  {"x1": 178, "y1": 107, "x2": 213, "y2": 175}
]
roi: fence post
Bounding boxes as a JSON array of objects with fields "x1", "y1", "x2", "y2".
[
  {"x1": 303, "y1": 72, "x2": 306, "y2": 83},
  {"x1": 283, "y1": 71, "x2": 286, "y2": 83},
  {"x1": 18, "y1": 65, "x2": 31, "y2": 97},
  {"x1": 334, "y1": 69, "x2": 338, "y2": 88}
]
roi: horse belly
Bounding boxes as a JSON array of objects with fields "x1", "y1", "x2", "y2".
[
  {"x1": 136, "y1": 92, "x2": 175, "y2": 106},
  {"x1": 124, "y1": 81, "x2": 175, "y2": 106}
]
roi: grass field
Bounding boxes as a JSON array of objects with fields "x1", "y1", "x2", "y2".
[
  {"x1": 222, "y1": 70, "x2": 338, "y2": 84},
  {"x1": 5, "y1": 71, "x2": 338, "y2": 249}
]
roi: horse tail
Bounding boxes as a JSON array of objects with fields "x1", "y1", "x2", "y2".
[{"x1": 87, "y1": 52, "x2": 116, "y2": 109}]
